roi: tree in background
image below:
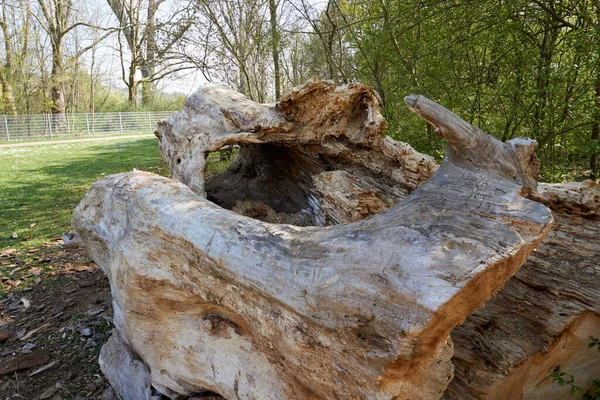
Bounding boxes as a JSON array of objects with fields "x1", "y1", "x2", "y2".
[
  {"x1": 342, "y1": 0, "x2": 600, "y2": 180},
  {"x1": 288, "y1": 0, "x2": 352, "y2": 83},
  {"x1": 184, "y1": 0, "x2": 272, "y2": 101},
  {"x1": 0, "y1": 0, "x2": 29, "y2": 115},
  {"x1": 33, "y1": 0, "x2": 113, "y2": 129},
  {"x1": 0, "y1": 0, "x2": 598, "y2": 180},
  {"x1": 107, "y1": 0, "x2": 194, "y2": 107}
]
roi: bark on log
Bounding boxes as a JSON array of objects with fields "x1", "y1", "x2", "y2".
[
  {"x1": 71, "y1": 81, "x2": 552, "y2": 399},
  {"x1": 445, "y1": 180, "x2": 600, "y2": 400}
]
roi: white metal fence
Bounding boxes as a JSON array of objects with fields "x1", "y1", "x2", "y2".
[{"x1": 0, "y1": 111, "x2": 174, "y2": 142}]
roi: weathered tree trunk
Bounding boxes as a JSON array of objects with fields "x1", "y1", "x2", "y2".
[
  {"x1": 37, "y1": 0, "x2": 72, "y2": 131},
  {"x1": 0, "y1": 2, "x2": 19, "y2": 115},
  {"x1": 155, "y1": 80, "x2": 438, "y2": 222},
  {"x1": 268, "y1": 0, "x2": 281, "y2": 101},
  {"x1": 140, "y1": 0, "x2": 158, "y2": 106},
  {"x1": 72, "y1": 81, "x2": 551, "y2": 399},
  {"x1": 50, "y1": 41, "x2": 67, "y2": 131},
  {"x1": 445, "y1": 180, "x2": 600, "y2": 400},
  {"x1": 128, "y1": 62, "x2": 137, "y2": 104}
]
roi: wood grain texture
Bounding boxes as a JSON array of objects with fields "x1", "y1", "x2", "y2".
[
  {"x1": 155, "y1": 80, "x2": 437, "y2": 226},
  {"x1": 0, "y1": 349, "x2": 50, "y2": 375},
  {"x1": 72, "y1": 81, "x2": 552, "y2": 399},
  {"x1": 445, "y1": 180, "x2": 600, "y2": 400}
]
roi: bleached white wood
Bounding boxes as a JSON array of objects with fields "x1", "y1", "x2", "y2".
[{"x1": 72, "y1": 81, "x2": 552, "y2": 399}]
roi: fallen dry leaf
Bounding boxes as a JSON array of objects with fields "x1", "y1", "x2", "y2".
[
  {"x1": 0, "y1": 331, "x2": 12, "y2": 343},
  {"x1": 20, "y1": 322, "x2": 52, "y2": 341},
  {"x1": 73, "y1": 265, "x2": 94, "y2": 272},
  {"x1": 0, "y1": 249, "x2": 17, "y2": 257},
  {"x1": 9, "y1": 266, "x2": 27, "y2": 275},
  {"x1": 38, "y1": 385, "x2": 58, "y2": 399}
]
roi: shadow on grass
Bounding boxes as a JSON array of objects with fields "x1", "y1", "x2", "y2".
[
  {"x1": 0, "y1": 138, "x2": 169, "y2": 250},
  {"x1": 36, "y1": 139, "x2": 169, "y2": 181}
]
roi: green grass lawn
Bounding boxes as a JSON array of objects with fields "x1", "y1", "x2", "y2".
[
  {"x1": 0, "y1": 137, "x2": 170, "y2": 250},
  {"x1": 0, "y1": 131, "x2": 153, "y2": 144}
]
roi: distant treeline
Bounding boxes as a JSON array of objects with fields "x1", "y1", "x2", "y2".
[{"x1": 0, "y1": 0, "x2": 598, "y2": 180}]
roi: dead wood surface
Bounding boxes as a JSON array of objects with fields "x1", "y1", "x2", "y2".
[
  {"x1": 72, "y1": 81, "x2": 552, "y2": 399},
  {"x1": 445, "y1": 180, "x2": 600, "y2": 400},
  {"x1": 0, "y1": 349, "x2": 49, "y2": 375},
  {"x1": 155, "y1": 80, "x2": 437, "y2": 226}
]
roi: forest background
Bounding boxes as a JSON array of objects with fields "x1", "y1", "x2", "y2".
[{"x1": 0, "y1": 0, "x2": 598, "y2": 182}]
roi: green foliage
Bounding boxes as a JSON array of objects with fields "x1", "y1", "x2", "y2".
[
  {"x1": 551, "y1": 370, "x2": 583, "y2": 396},
  {"x1": 585, "y1": 381, "x2": 600, "y2": 400},
  {"x1": 550, "y1": 337, "x2": 600, "y2": 399},
  {"x1": 590, "y1": 337, "x2": 600, "y2": 351},
  {"x1": 344, "y1": 0, "x2": 600, "y2": 182}
]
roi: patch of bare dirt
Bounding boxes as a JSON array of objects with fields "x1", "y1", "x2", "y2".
[{"x1": 0, "y1": 244, "x2": 113, "y2": 400}]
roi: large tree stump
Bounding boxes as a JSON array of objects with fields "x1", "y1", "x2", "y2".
[
  {"x1": 445, "y1": 181, "x2": 600, "y2": 400},
  {"x1": 71, "y1": 81, "x2": 551, "y2": 399},
  {"x1": 154, "y1": 80, "x2": 437, "y2": 226}
]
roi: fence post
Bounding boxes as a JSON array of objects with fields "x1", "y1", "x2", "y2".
[
  {"x1": 148, "y1": 111, "x2": 152, "y2": 130},
  {"x1": 119, "y1": 112, "x2": 124, "y2": 134},
  {"x1": 48, "y1": 114, "x2": 53, "y2": 138},
  {"x1": 3, "y1": 115, "x2": 9, "y2": 141},
  {"x1": 85, "y1": 113, "x2": 91, "y2": 136}
]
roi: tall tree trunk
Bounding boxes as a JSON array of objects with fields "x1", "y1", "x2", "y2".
[
  {"x1": 269, "y1": 0, "x2": 280, "y2": 100},
  {"x1": 141, "y1": 0, "x2": 158, "y2": 106},
  {"x1": 533, "y1": 17, "x2": 559, "y2": 145},
  {"x1": 128, "y1": 62, "x2": 137, "y2": 104},
  {"x1": 0, "y1": 77, "x2": 17, "y2": 115},
  {"x1": 37, "y1": 0, "x2": 78, "y2": 130},
  {"x1": 50, "y1": 38, "x2": 67, "y2": 130},
  {"x1": 90, "y1": 46, "x2": 96, "y2": 112},
  {"x1": 324, "y1": 0, "x2": 336, "y2": 80},
  {"x1": 108, "y1": 0, "x2": 140, "y2": 106},
  {"x1": 0, "y1": 4, "x2": 17, "y2": 115},
  {"x1": 140, "y1": 72, "x2": 153, "y2": 105}
]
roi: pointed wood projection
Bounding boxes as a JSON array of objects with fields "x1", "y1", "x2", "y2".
[
  {"x1": 71, "y1": 81, "x2": 551, "y2": 399},
  {"x1": 446, "y1": 181, "x2": 600, "y2": 400}
]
